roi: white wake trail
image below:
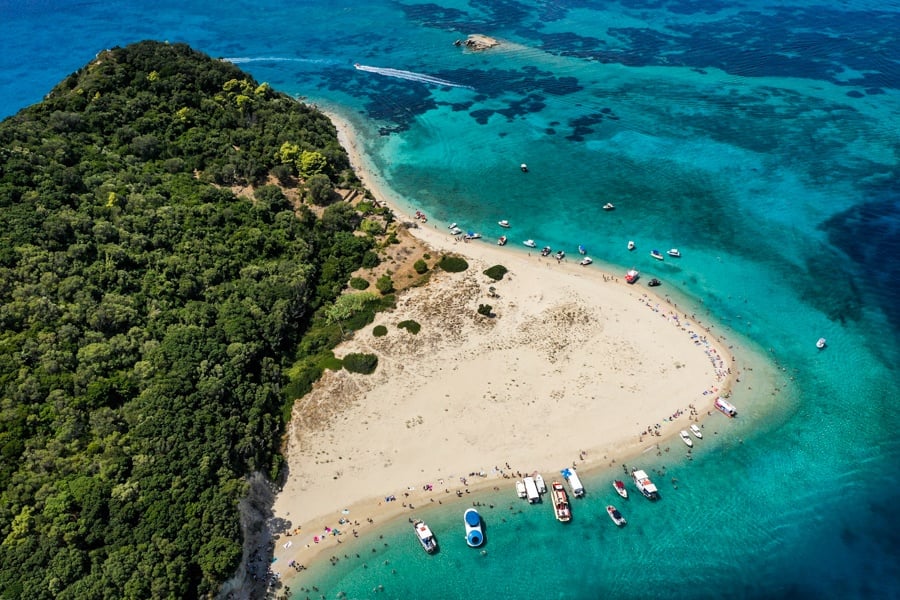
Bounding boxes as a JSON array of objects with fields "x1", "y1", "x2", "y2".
[{"x1": 353, "y1": 63, "x2": 472, "y2": 89}]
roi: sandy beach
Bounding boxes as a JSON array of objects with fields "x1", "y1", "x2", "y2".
[{"x1": 269, "y1": 111, "x2": 739, "y2": 579}]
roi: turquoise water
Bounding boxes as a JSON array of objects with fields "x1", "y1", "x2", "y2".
[{"x1": 4, "y1": 1, "x2": 900, "y2": 598}]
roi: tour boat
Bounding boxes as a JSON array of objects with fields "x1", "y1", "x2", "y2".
[
  {"x1": 650, "y1": 249, "x2": 664, "y2": 260},
  {"x1": 534, "y1": 473, "x2": 547, "y2": 494},
  {"x1": 561, "y1": 468, "x2": 585, "y2": 497},
  {"x1": 523, "y1": 239, "x2": 537, "y2": 248},
  {"x1": 690, "y1": 423, "x2": 703, "y2": 439},
  {"x1": 551, "y1": 482, "x2": 572, "y2": 522},
  {"x1": 580, "y1": 257, "x2": 593, "y2": 266},
  {"x1": 498, "y1": 220, "x2": 511, "y2": 228},
  {"x1": 613, "y1": 480, "x2": 628, "y2": 499},
  {"x1": 714, "y1": 397, "x2": 738, "y2": 417},
  {"x1": 603, "y1": 202, "x2": 615, "y2": 211},
  {"x1": 464, "y1": 508, "x2": 484, "y2": 548},
  {"x1": 816, "y1": 337, "x2": 826, "y2": 349},
  {"x1": 413, "y1": 520, "x2": 438, "y2": 554},
  {"x1": 497, "y1": 235, "x2": 508, "y2": 246},
  {"x1": 523, "y1": 476, "x2": 541, "y2": 504},
  {"x1": 606, "y1": 505, "x2": 627, "y2": 527},
  {"x1": 667, "y1": 248, "x2": 681, "y2": 258},
  {"x1": 679, "y1": 430, "x2": 694, "y2": 448},
  {"x1": 632, "y1": 469, "x2": 660, "y2": 500},
  {"x1": 627, "y1": 240, "x2": 636, "y2": 251},
  {"x1": 578, "y1": 245, "x2": 586, "y2": 255},
  {"x1": 625, "y1": 268, "x2": 639, "y2": 284},
  {"x1": 648, "y1": 278, "x2": 661, "y2": 287},
  {"x1": 515, "y1": 480, "x2": 526, "y2": 499},
  {"x1": 520, "y1": 163, "x2": 528, "y2": 172}
]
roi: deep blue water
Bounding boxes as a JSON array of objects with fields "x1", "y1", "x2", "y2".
[{"x1": 3, "y1": 1, "x2": 900, "y2": 598}]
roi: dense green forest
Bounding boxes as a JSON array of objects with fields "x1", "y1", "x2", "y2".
[{"x1": 0, "y1": 41, "x2": 377, "y2": 598}]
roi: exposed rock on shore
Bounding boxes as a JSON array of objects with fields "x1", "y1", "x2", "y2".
[{"x1": 455, "y1": 34, "x2": 500, "y2": 51}]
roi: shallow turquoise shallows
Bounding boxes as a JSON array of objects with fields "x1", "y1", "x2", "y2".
[{"x1": 5, "y1": 1, "x2": 900, "y2": 598}]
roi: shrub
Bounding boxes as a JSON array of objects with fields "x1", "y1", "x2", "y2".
[
  {"x1": 483, "y1": 265, "x2": 508, "y2": 280},
  {"x1": 349, "y1": 277, "x2": 370, "y2": 290},
  {"x1": 397, "y1": 320, "x2": 421, "y2": 334},
  {"x1": 343, "y1": 352, "x2": 378, "y2": 374},
  {"x1": 373, "y1": 325, "x2": 388, "y2": 337},
  {"x1": 439, "y1": 255, "x2": 468, "y2": 273},
  {"x1": 362, "y1": 251, "x2": 380, "y2": 268},
  {"x1": 375, "y1": 274, "x2": 394, "y2": 294},
  {"x1": 413, "y1": 259, "x2": 428, "y2": 274}
]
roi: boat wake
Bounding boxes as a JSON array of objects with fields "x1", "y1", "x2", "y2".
[
  {"x1": 353, "y1": 63, "x2": 472, "y2": 89},
  {"x1": 222, "y1": 57, "x2": 334, "y2": 65}
]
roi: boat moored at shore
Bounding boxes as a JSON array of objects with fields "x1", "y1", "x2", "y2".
[
  {"x1": 580, "y1": 257, "x2": 593, "y2": 266},
  {"x1": 690, "y1": 423, "x2": 703, "y2": 439},
  {"x1": 606, "y1": 505, "x2": 627, "y2": 527},
  {"x1": 515, "y1": 480, "x2": 526, "y2": 499},
  {"x1": 561, "y1": 468, "x2": 585, "y2": 497},
  {"x1": 497, "y1": 235, "x2": 507, "y2": 246},
  {"x1": 534, "y1": 473, "x2": 547, "y2": 494},
  {"x1": 715, "y1": 397, "x2": 738, "y2": 417},
  {"x1": 551, "y1": 482, "x2": 571, "y2": 522},
  {"x1": 625, "y1": 268, "x2": 640, "y2": 284},
  {"x1": 613, "y1": 480, "x2": 628, "y2": 499},
  {"x1": 632, "y1": 469, "x2": 660, "y2": 500},
  {"x1": 464, "y1": 508, "x2": 484, "y2": 547},
  {"x1": 523, "y1": 476, "x2": 541, "y2": 503},
  {"x1": 413, "y1": 520, "x2": 438, "y2": 554},
  {"x1": 679, "y1": 430, "x2": 693, "y2": 447}
]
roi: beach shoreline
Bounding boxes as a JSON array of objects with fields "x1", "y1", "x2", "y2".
[{"x1": 268, "y1": 106, "x2": 757, "y2": 587}]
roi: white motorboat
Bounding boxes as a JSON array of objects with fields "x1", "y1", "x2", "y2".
[
  {"x1": 816, "y1": 337, "x2": 827, "y2": 349},
  {"x1": 690, "y1": 423, "x2": 703, "y2": 439},
  {"x1": 679, "y1": 430, "x2": 693, "y2": 448},
  {"x1": 667, "y1": 248, "x2": 681, "y2": 257},
  {"x1": 515, "y1": 480, "x2": 527, "y2": 499},
  {"x1": 413, "y1": 520, "x2": 438, "y2": 554},
  {"x1": 627, "y1": 240, "x2": 636, "y2": 251},
  {"x1": 498, "y1": 220, "x2": 511, "y2": 228},
  {"x1": 464, "y1": 508, "x2": 484, "y2": 547},
  {"x1": 580, "y1": 257, "x2": 593, "y2": 266},
  {"x1": 551, "y1": 482, "x2": 571, "y2": 522},
  {"x1": 606, "y1": 505, "x2": 627, "y2": 527},
  {"x1": 464, "y1": 232, "x2": 481, "y2": 240},
  {"x1": 578, "y1": 245, "x2": 586, "y2": 255},
  {"x1": 561, "y1": 468, "x2": 584, "y2": 497},
  {"x1": 715, "y1": 397, "x2": 738, "y2": 417},
  {"x1": 632, "y1": 469, "x2": 660, "y2": 500},
  {"x1": 534, "y1": 473, "x2": 547, "y2": 494},
  {"x1": 650, "y1": 249, "x2": 664, "y2": 260},
  {"x1": 541, "y1": 246, "x2": 552, "y2": 256},
  {"x1": 523, "y1": 239, "x2": 536, "y2": 248},
  {"x1": 520, "y1": 163, "x2": 528, "y2": 172},
  {"x1": 613, "y1": 480, "x2": 628, "y2": 499},
  {"x1": 497, "y1": 235, "x2": 508, "y2": 246},
  {"x1": 603, "y1": 202, "x2": 615, "y2": 211},
  {"x1": 450, "y1": 227, "x2": 462, "y2": 235},
  {"x1": 447, "y1": 222, "x2": 457, "y2": 230},
  {"x1": 523, "y1": 476, "x2": 541, "y2": 504}
]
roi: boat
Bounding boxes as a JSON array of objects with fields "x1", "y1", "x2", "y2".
[
  {"x1": 523, "y1": 476, "x2": 541, "y2": 504},
  {"x1": 613, "y1": 480, "x2": 628, "y2": 499},
  {"x1": 667, "y1": 248, "x2": 681, "y2": 258},
  {"x1": 606, "y1": 505, "x2": 627, "y2": 527},
  {"x1": 631, "y1": 469, "x2": 660, "y2": 500},
  {"x1": 561, "y1": 468, "x2": 585, "y2": 497},
  {"x1": 648, "y1": 278, "x2": 661, "y2": 287},
  {"x1": 464, "y1": 232, "x2": 481, "y2": 240},
  {"x1": 690, "y1": 423, "x2": 703, "y2": 439},
  {"x1": 555, "y1": 250, "x2": 565, "y2": 260},
  {"x1": 816, "y1": 337, "x2": 827, "y2": 349},
  {"x1": 534, "y1": 473, "x2": 547, "y2": 494},
  {"x1": 715, "y1": 397, "x2": 738, "y2": 417},
  {"x1": 603, "y1": 202, "x2": 615, "y2": 211},
  {"x1": 515, "y1": 480, "x2": 526, "y2": 499},
  {"x1": 650, "y1": 249, "x2": 664, "y2": 260},
  {"x1": 580, "y1": 257, "x2": 593, "y2": 266},
  {"x1": 679, "y1": 430, "x2": 694, "y2": 448},
  {"x1": 464, "y1": 508, "x2": 484, "y2": 547},
  {"x1": 540, "y1": 246, "x2": 552, "y2": 256},
  {"x1": 520, "y1": 163, "x2": 528, "y2": 173},
  {"x1": 497, "y1": 235, "x2": 508, "y2": 246},
  {"x1": 498, "y1": 220, "x2": 511, "y2": 228},
  {"x1": 551, "y1": 482, "x2": 571, "y2": 522},
  {"x1": 447, "y1": 222, "x2": 457, "y2": 230},
  {"x1": 627, "y1": 240, "x2": 636, "y2": 251},
  {"x1": 413, "y1": 520, "x2": 438, "y2": 554},
  {"x1": 625, "y1": 268, "x2": 639, "y2": 284},
  {"x1": 578, "y1": 245, "x2": 586, "y2": 255},
  {"x1": 523, "y1": 239, "x2": 536, "y2": 248},
  {"x1": 450, "y1": 227, "x2": 462, "y2": 235}
]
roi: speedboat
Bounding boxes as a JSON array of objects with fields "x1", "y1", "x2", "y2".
[
  {"x1": 413, "y1": 520, "x2": 438, "y2": 554},
  {"x1": 690, "y1": 423, "x2": 703, "y2": 439},
  {"x1": 816, "y1": 337, "x2": 827, "y2": 349},
  {"x1": 606, "y1": 505, "x2": 627, "y2": 527},
  {"x1": 627, "y1": 240, "x2": 636, "y2": 251},
  {"x1": 464, "y1": 232, "x2": 481, "y2": 240},
  {"x1": 497, "y1": 235, "x2": 508, "y2": 246},
  {"x1": 650, "y1": 249, "x2": 664, "y2": 260},
  {"x1": 648, "y1": 278, "x2": 661, "y2": 287},
  {"x1": 613, "y1": 480, "x2": 628, "y2": 499},
  {"x1": 667, "y1": 248, "x2": 681, "y2": 258},
  {"x1": 679, "y1": 430, "x2": 693, "y2": 448},
  {"x1": 515, "y1": 480, "x2": 527, "y2": 499},
  {"x1": 580, "y1": 257, "x2": 593, "y2": 266},
  {"x1": 450, "y1": 227, "x2": 462, "y2": 235},
  {"x1": 534, "y1": 473, "x2": 547, "y2": 494},
  {"x1": 578, "y1": 245, "x2": 586, "y2": 255},
  {"x1": 520, "y1": 163, "x2": 528, "y2": 173},
  {"x1": 555, "y1": 250, "x2": 565, "y2": 260},
  {"x1": 464, "y1": 508, "x2": 484, "y2": 547},
  {"x1": 523, "y1": 239, "x2": 536, "y2": 248},
  {"x1": 551, "y1": 482, "x2": 571, "y2": 522},
  {"x1": 541, "y1": 246, "x2": 552, "y2": 256},
  {"x1": 625, "y1": 268, "x2": 639, "y2": 284},
  {"x1": 498, "y1": 220, "x2": 511, "y2": 228},
  {"x1": 603, "y1": 202, "x2": 615, "y2": 211},
  {"x1": 447, "y1": 222, "x2": 457, "y2": 230}
]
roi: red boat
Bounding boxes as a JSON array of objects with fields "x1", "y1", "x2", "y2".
[
  {"x1": 625, "y1": 268, "x2": 639, "y2": 284},
  {"x1": 613, "y1": 480, "x2": 628, "y2": 499}
]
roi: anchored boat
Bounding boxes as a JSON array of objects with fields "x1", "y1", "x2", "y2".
[
  {"x1": 632, "y1": 469, "x2": 660, "y2": 500},
  {"x1": 464, "y1": 508, "x2": 484, "y2": 547},
  {"x1": 413, "y1": 520, "x2": 438, "y2": 554},
  {"x1": 551, "y1": 482, "x2": 571, "y2": 522}
]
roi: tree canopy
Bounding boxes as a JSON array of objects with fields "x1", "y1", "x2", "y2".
[{"x1": 0, "y1": 41, "x2": 373, "y2": 598}]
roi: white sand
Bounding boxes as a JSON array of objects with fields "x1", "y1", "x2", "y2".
[{"x1": 270, "y1": 111, "x2": 735, "y2": 575}]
